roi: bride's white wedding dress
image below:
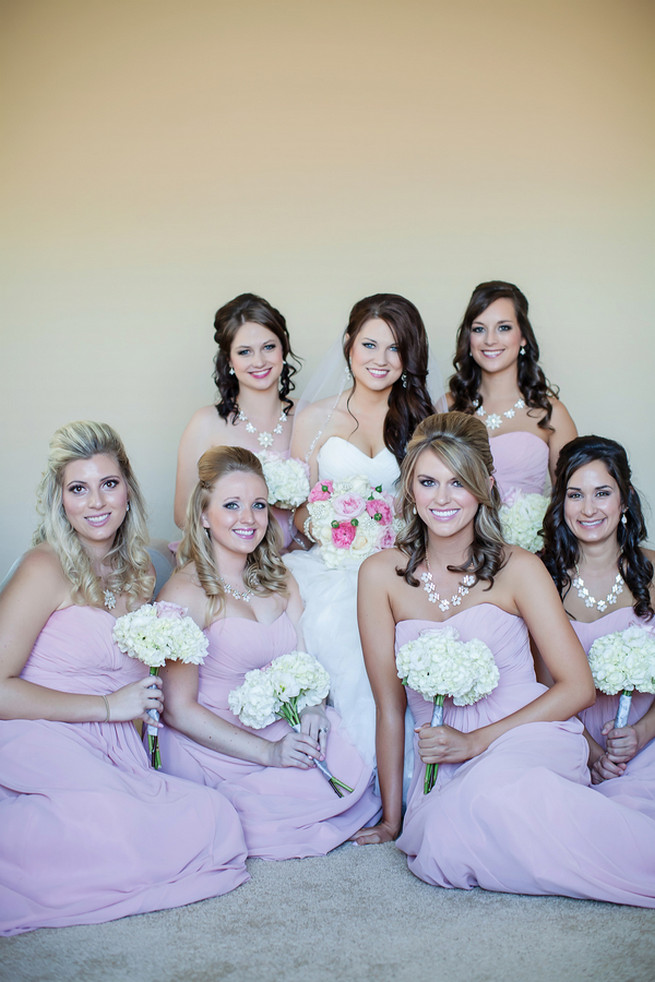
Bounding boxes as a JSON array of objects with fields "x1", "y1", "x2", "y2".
[{"x1": 285, "y1": 436, "x2": 399, "y2": 768}]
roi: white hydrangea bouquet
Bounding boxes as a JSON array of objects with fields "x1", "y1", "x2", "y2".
[
  {"x1": 256, "y1": 451, "x2": 310, "y2": 509},
  {"x1": 587, "y1": 624, "x2": 655, "y2": 729},
  {"x1": 499, "y1": 490, "x2": 549, "y2": 553},
  {"x1": 113, "y1": 601, "x2": 208, "y2": 768},
  {"x1": 396, "y1": 625, "x2": 500, "y2": 793},
  {"x1": 307, "y1": 475, "x2": 403, "y2": 569},
  {"x1": 228, "y1": 650, "x2": 353, "y2": 796}
]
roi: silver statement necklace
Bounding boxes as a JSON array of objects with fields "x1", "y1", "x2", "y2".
[
  {"x1": 219, "y1": 576, "x2": 254, "y2": 603},
  {"x1": 475, "y1": 397, "x2": 525, "y2": 432},
  {"x1": 572, "y1": 566, "x2": 624, "y2": 613},
  {"x1": 237, "y1": 406, "x2": 288, "y2": 449},
  {"x1": 421, "y1": 555, "x2": 476, "y2": 612}
]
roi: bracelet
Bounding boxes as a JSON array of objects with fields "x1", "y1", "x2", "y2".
[
  {"x1": 303, "y1": 516, "x2": 316, "y2": 544},
  {"x1": 101, "y1": 694, "x2": 111, "y2": 723}
]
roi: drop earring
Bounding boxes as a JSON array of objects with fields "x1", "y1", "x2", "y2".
[
  {"x1": 229, "y1": 366, "x2": 235, "y2": 376},
  {"x1": 401, "y1": 372, "x2": 408, "y2": 389},
  {"x1": 621, "y1": 513, "x2": 627, "y2": 525},
  {"x1": 519, "y1": 346, "x2": 526, "y2": 357}
]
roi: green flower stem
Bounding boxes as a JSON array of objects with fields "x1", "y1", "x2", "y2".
[
  {"x1": 424, "y1": 694, "x2": 445, "y2": 794},
  {"x1": 288, "y1": 718, "x2": 353, "y2": 795}
]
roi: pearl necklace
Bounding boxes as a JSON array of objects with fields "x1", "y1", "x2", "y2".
[
  {"x1": 572, "y1": 566, "x2": 624, "y2": 612},
  {"x1": 237, "y1": 406, "x2": 288, "y2": 449},
  {"x1": 475, "y1": 397, "x2": 525, "y2": 432},
  {"x1": 421, "y1": 556, "x2": 476, "y2": 611},
  {"x1": 219, "y1": 576, "x2": 254, "y2": 603}
]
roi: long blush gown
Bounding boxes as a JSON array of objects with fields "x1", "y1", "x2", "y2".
[
  {"x1": 395, "y1": 604, "x2": 655, "y2": 906},
  {"x1": 158, "y1": 609, "x2": 381, "y2": 860},
  {"x1": 0, "y1": 606, "x2": 249, "y2": 937},
  {"x1": 571, "y1": 606, "x2": 655, "y2": 820}
]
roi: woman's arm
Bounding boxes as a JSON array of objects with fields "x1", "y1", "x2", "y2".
[
  {"x1": 174, "y1": 407, "x2": 219, "y2": 528},
  {"x1": 0, "y1": 548, "x2": 162, "y2": 725},
  {"x1": 547, "y1": 399, "x2": 578, "y2": 482},
  {"x1": 354, "y1": 554, "x2": 406, "y2": 844},
  {"x1": 289, "y1": 405, "x2": 325, "y2": 534},
  {"x1": 418, "y1": 552, "x2": 596, "y2": 767}
]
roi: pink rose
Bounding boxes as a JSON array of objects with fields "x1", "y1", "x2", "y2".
[
  {"x1": 366, "y1": 499, "x2": 393, "y2": 524},
  {"x1": 331, "y1": 521, "x2": 357, "y2": 549},
  {"x1": 378, "y1": 527, "x2": 397, "y2": 550},
  {"x1": 309, "y1": 481, "x2": 333, "y2": 502},
  {"x1": 332, "y1": 492, "x2": 366, "y2": 520},
  {"x1": 154, "y1": 601, "x2": 186, "y2": 619}
]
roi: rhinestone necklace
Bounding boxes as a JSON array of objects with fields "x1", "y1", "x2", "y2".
[
  {"x1": 219, "y1": 576, "x2": 254, "y2": 603},
  {"x1": 421, "y1": 555, "x2": 476, "y2": 611},
  {"x1": 237, "y1": 406, "x2": 288, "y2": 449},
  {"x1": 572, "y1": 566, "x2": 624, "y2": 613},
  {"x1": 475, "y1": 397, "x2": 525, "y2": 432},
  {"x1": 103, "y1": 588, "x2": 116, "y2": 610}
]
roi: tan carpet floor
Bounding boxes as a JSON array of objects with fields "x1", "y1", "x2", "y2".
[{"x1": 2, "y1": 842, "x2": 654, "y2": 982}]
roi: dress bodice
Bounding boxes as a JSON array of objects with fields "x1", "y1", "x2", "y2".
[
  {"x1": 316, "y1": 436, "x2": 399, "y2": 493},
  {"x1": 395, "y1": 604, "x2": 547, "y2": 732},
  {"x1": 489, "y1": 431, "x2": 549, "y2": 500},
  {"x1": 20, "y1": 606, "x2": 146, "y2": 695}
]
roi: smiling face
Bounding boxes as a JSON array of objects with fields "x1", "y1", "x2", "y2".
[
  {"x1": 468, "y1": 297, "x2": 526, "y2": 375},
  {"x1": 62, "y1": 453, "x2": 129, "y2": 551},
  {"x1": 412, "y1": 448, "x2": 480, "y2": 540},
  {"x1": 564, "y1": 460, "x2": 624, "y2": 546},
  {"x1": 347, "y1": 318, "x2": 403, "y2": 392},
  {"x1": 229, "y1": 322, "x2": 284, "y2": 393},
  {"x1": 201, "y1": 469, "x2": 269, "y2": 558}
]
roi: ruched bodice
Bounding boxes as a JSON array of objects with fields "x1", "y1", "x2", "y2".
[{"x1": 490, "y1": 431, "x2": 549, "y2": 500}]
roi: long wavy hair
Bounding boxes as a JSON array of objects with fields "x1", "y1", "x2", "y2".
[
  {"x1": 449, "y1": 281, "x2": 559, "y2": 430},
  {"x1": 541, "y1": 435, "x2": 653, "y2": 619},
  {"x1": 33, "y1": 421, "x2": 153, "y2": 609},
  {"x1": 343, "y1": 293, "x2": 434, "y2": 467},
  {"x1": 396, "y1": 412, "x2": 506, "y2": 587},
  {"x1": 177, "y1": 445, "x2": 289, "y2": 624},
  {"x1": 212, "y1": 293, "x2": 301, "y2": 422}
]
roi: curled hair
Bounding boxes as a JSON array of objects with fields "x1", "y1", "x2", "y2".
[
  {"x1": 541, "y1": 435, "x2": 653, "y2": 619},
  {"x1": 343, "y1": 294, "x2": 434, "y2": 467},
  {"x1": 33, "y1": 421, "x2": 153, "y2": 609},
  {"x1": 212, "y1": 293, "x2": 301, "y2": 422},
  {"x1": 449, "y1": 281, "x2": 559, "y2": 429},
  {"x1": 395, "y1": 412, "x2": 506, "y2": 587},
  {"x1": 177, "y1": 445, "x2": 289, "y2": 624}
]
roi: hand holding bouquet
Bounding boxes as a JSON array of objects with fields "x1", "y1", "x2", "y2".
[
  {"x1": 396, "y1": 626, "x2": 499, "y2": 793},
  {"x1": 113, "y1": 601, "x2": 208, "y2": 767},
  {"x1": 229, "y1": 651, "x2": 353, "y2": 796},
  {"x1": 587, "y1": 624, "x2": 655, "y2": 729}
]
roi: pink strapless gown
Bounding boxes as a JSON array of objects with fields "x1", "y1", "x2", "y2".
[
  {"x1": 395, "y1": 604, "x2": 655, "y2": 906},
  {"x1": 572, "y1": 606, "x2": 655, "y2": 819},
  {"x1": 158, "y1": 612, "x2": 381, "y2": 859},
  {"x1": 490, "y1": 431, "x2": 549, "y2": 501},
  {"x1": 0, "y1": 607, "x2": 248, "y2": 937}
]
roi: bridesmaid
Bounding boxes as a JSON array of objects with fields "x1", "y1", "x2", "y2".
[
  {"x1": 448, "y1": 281, "x2": 577, "y2": 499},
  {"x1": 354, "y1": 412, "x2": 655, "y2": 907},
  {"x1": 540, "y1": 435, "x2": 655, "y2": 809},
  {"x1": 0, "y1": 421, "x2": 248, "y2": 936},
  {"x1": 158, "y1": 446, "x2": 381, "y2": 860},
  {"x1": 174, "y1": 292, "x2": 301, "y2": 548}
]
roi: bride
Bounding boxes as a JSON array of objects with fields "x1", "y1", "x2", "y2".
[{"x1": 285, "y1": 294, "x2": 440, "y2": 766}]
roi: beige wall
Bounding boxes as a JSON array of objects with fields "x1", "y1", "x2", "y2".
[{"x1": 2, "y1": 0, "x2": 654, "y2": 575}]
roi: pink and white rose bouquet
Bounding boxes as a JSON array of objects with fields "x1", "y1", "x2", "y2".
[{"x1": 307, "y1": 475, "x2": 402, "y2": 568}]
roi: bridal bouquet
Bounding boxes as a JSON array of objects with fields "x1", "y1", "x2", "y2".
[
  {"x1": 587, "y1": 624, "x2": 655, "y2": 728},
  {"x1": 113, "y1": 601, "x2": 208, "y2": 768},
  {"x1": 257, "y1": 451, "x2": 310, "y2": 509},
  {"x1": 228, "y1": 651, "x2": 353, "y2": 796},
  {"x1": 499, "y1": 490, "x2": 549, "y2": 553},
  {"x1": 307, "y1": 475, "x2": 402, "y2": 568},
  {"x1": 396, "y1": 626, "x2": 499, "y2": 793}
]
